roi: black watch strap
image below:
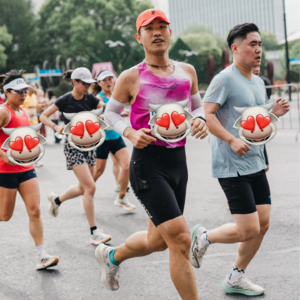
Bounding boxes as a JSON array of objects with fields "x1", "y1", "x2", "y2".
[{"x1": 196, "y1": 116, "x2": 206, "y2": 123}]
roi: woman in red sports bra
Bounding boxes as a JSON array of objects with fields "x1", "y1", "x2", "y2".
[{"x1": 0, "y1": 70, "x2": 59, "y2": 270}]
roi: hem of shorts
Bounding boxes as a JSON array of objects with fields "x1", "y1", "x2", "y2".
[
  {"x1": 67, "y1": 163, "x2": 96, "y2": 170},
  {"x1": 212, "y1": 166, "x2": 266, "y2": 178},
  {"x1": 0, "y1": 168, "x2": 35, "y2": 174}
]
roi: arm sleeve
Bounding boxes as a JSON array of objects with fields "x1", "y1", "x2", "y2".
[
  {"x1": 104, "y1": 97, "x2": 130, "y2": 135},
  {"x1": 90, "y1": 94, "x2": 100, "y2": 109},
  {"x1": 54, "y1": 95, "x2": 65, "y2": 112},
  {"x1": 202, "y1": 73, "x2": 231, "y2": 107},
  {"x1": 263, "y1": 145, "x2": 269, "y2": 165},
  {"x1": 190, "y1": 92, "x2": 205, "y2": 120}
]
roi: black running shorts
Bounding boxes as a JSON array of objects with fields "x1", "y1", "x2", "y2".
[
  {"x1": 218, "y1": 170, "x2": 271, "y2": 215},
  {"x1": 130, "y1": 145, "x2": 188, "y2": 227},
  {"x1": 96, "y1": 137, "x2": 126, "y2": 160},
  {"x1": 0, "y1": 169, "x2": 37, "y2": 189}
]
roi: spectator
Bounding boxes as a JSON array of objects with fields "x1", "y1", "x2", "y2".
[{"x1": 252, "y1": 66, "x2": 272, "y2": 99}]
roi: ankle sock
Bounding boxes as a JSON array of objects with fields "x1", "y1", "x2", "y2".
[
  {"x1": 119, "y1": 194, "x2": 125, "y2": 200},
  {"x1": 200, "y1": 231, "x2": 211, "y2": 247},
  {"x1": 36, "y1": 245, "x2": 44, "y2": 257},
  {"x1": 109, "y1": 248, "x2": 120, "y2": 266},
  {"x1": 229, "y1": 264, "x2": 245, "y2": 282},
  {"x1": 90, "y1": 226, "x2": 97, "y2": 235},
  {"x1": 54, "y1": 197, "x2": 61, "y2": 206}
]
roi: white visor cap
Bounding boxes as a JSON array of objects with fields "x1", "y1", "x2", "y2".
[
  {"x1": 71, "y1": 67, "x2": 96, "y2": 84},
  {"x1": 3, "y1": 78, "x2": 33, "y2": 91},
  {"x1": 97, "y1": 71, "x2": 114, "y2": 82}
]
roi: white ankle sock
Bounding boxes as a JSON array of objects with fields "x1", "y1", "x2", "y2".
[
  {"x1": 200, "y1": 231, "x2": 211, "y2": 247},
  {"x1": 228, "y1": 264, "x2": 245, "y2": 282},
  {"x1": 36, "y1": 245, "x2": 44, "y2": 257}
]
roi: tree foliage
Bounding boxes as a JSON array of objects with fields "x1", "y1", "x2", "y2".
[
  {"x1": 0, "y1": 0, "x2": 35, "y2": 73},
  {"x1": 0, "y1": 26, "x2": 13, "y2": 69},
  {"x1": 33, "y1": 0, "x2": 152, "y2": 73},
  {"x1": 260, "y1": 31, "x2": 281, "y2": 51}
]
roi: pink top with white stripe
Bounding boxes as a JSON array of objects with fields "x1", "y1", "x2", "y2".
[{"x1": 130, "y1": 61, "x2": 191, "y2": 148}]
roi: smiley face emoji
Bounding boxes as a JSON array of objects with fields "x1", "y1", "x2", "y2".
[
  {"x1": 233, "y1": 102, "x2": 279, "y2": 146},
  {"x1": 148, "y1": 99, "x2": 194, "y2": 143},
  {"x1": 63, "y1": 109, "x2": 108, "y2": 151}
]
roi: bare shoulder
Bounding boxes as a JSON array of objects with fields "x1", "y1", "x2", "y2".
[
  {"x1": 0, "y1": 106, "x2": 9, "y2": 127},
  {"x1": 117, "y1": 66, "x2": 139, "y2": 85},
  {"x1": 178, "y1": 62, "x2": 197, "y2": 76}
]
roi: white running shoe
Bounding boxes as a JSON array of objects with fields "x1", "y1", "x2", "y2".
[
  {"x1": 36, "y1": 250, "x2": 59, "y2": 270},
  {"x1": 114, "y1": 196, "x2": 136, "y2": 211},
  {"x1": 222, "y1": 274, "x2": 265, "y2": 296},
  {"x1": 90, "y1": 229, "x2": 111, "y2": 245},
  {"x1": 190, "y1": 224, "x2": 209, "y2": 268},
  {"x1": 95, "y1": 244, "x2": 120, "y2": 291},
  {"x1": 48, "y1": 192, "x2": 60, "y2": 217}
]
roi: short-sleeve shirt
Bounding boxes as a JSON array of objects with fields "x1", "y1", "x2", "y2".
[
  {"x1": 203, "y1": 64, "x2": 268, "y2": 178},
  {"x1": 97, "y1": 92, "x2": 121, "y2": 141},
  {"x1": 55, "y1": 92, "x2": 99, "y2": 124}
]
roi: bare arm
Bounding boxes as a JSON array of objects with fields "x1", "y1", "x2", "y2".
[
  {"x1": 180, "y1": 63, "x2": 209, "y2": 139},
  {"x1": 40, "y1": 104, "x2": 64, "y2": 134},
  {"x1": 203, "y1": 102, "x2": 250, "y2": 157},
  {"x1": 96, "y1": 95, "x2": 105, "y2": 108},
  {"x1": 0, "y1": 108, "x2": 14, "y2": 165},
  {"x1": 105, "y1": 68, "x2": 156, "y2": 148}
]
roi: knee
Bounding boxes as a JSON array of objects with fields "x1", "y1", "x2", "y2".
[
  {"x1": 239, "y1": 226, "x2": 260, "y2": 242},
  {"x1": 0, "y1": 213, "x2": 12, "y2": 222},
  {"x1": 169, "y1": 232, "x2": 191, "y2": 255},
  {"x1": 259, "y1": 220, "x2": 270, "y2": 235},
  {"x1": 149, "y1": 239, "x2": 168, "y2": 252},
  {"x1": 122, "y1": 163, "x2": 129, "y2": 173},
  {"x1": 94, "y1": 168, "x2": 104, "y2": 179},
  {"x1": 84, "y1": 183, "x2": 96, "y2": 195},
  {"x1": 28, "y1": 205, "x2": 41, "y2": 219}
]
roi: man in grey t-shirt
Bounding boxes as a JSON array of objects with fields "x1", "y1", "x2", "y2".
[{"x1": 190, "y1": 23, "x2": 290, "y2": 296}]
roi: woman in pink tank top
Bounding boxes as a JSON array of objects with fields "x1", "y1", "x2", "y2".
[{"x1": 0, "y1": 70, "x2": 59, "y2": 270}]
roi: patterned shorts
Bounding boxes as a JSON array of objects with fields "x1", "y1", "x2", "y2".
[{"x1": 63, "y1": 138, "x2": 96, "y2": 170}]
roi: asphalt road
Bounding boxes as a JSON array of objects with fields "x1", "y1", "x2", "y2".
[{"x1": 0, "y1": 123, "x2": 299, "y2": 300}]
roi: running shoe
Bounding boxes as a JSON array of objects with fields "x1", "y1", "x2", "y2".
[
  {"x1": 190, "y1": 224, "x2": 209, "y2": 268},
  {"x1": 114, "y1": 196, "x2": 136, "y2": 211},
  {"x1": 90, "y1": 229, "x2": 111, "y2": 245},
  {"x1": 36, "y1": 250, "x2": 59, "y2": 270},
  {"x1": 222, "y1": 274, "x2": 265, "y2": 296},
  {"x1": 115, "y1": 183, "x2": 130, "y2": 193},
  {"x1": 48, "y1": 192, "x2": 59, "y2": 217},
  {"x1": 95, "y1": 244, "x2": 120, "y2": 291}
]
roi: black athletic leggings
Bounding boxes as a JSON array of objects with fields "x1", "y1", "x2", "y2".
[{"x1": 129, "y1": 145, "x2": 188, "y2": 226}]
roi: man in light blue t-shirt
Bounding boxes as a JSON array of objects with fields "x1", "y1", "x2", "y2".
[{"x1": 190, "y1": 23, "x2": 290, "y2": 296}]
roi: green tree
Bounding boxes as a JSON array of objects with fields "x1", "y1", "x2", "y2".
[
  {"x1": 260, "y1": 31, "x2": 281, "y2": 51},
  {"x1": 0, "y1": 0, "x2": 35, "y2": 73},
  {"x1": 33, "y1": 0, "x2": 152, "y2": 73},
  {"x1": 169, "y1": 38, "x2": 191, "y2": 62},
  {"x1": 0, "y1": 26, "x2": 13, "y2": 69}
]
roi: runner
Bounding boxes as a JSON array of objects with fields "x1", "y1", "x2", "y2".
[
  {"x1": 0, "y1": 70, "x2": 59, "y2": 270},
  {"x1": 190, "y1": 23, "x2": 290, "y2": 296},
  {"x1": 40, "y1": 67, "x2": 112, "y2": 245},
  {"x1": 94, "y1": 70, "x2": 135, "y2": 211},
  {"x1": 95, "y1": 10, "x2": 208, "y2": 300}
]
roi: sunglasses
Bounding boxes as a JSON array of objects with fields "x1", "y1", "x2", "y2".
[
  {"x1": 10, "y1": 89, "x2": 29, "y2": 95},
  {"x1": 78, "y1": 80, "x2": 91, "y2": 87}
]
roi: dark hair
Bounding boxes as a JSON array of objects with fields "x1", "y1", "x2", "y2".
[
  {"x1": 227, "y1": 23, "x2": 260, "y2": 49},
  {"x1": 3, "y1": 70, "x2": 25, "y2": 87},
  {"x1": 62, "y1": 69, "x2": 73, "y2": 80},
  {"x1": 47, "y1": 90, "x2": 55, "y2": 99}
]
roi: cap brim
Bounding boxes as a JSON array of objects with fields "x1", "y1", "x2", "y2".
[
  {"x1": 140, "y1": 16, "x2": 170, "y2": 29},
  {"x1": 97, "y1": 73, "x2": 115, "y2": 81},
  {"x1": 13, "y1": 83, "x2": 34, "y2": 90},
  {"x1": 81, "y1": 79, "x2": 96, "y2": 84}
]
